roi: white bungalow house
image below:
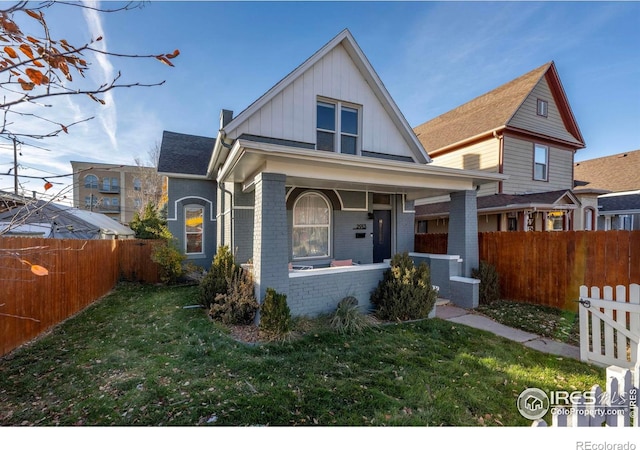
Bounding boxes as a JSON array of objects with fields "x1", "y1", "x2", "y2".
[{"x1": 158, "y1": 29, "x2": 506, "y2": 315}]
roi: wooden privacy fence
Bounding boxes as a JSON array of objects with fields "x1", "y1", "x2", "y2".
[
  {"x1": 0, "y1": 237, "x2": 162, "y2": 357},
  {"x1": 415, "y1": 231, "x2": 640, "y2": 311},
  {"x1": 578, "y1": 284, "x2": 640, "y2": 369}
]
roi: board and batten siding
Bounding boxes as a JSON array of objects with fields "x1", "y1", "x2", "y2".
[
  {"x1": 501, "y1": 136, "x2": 574, "y2": 194},
  {"x1": 229, "y1": 43, "x2": 412, "y2": 159},
  {"x1": 508, "y1": 77, "x2": 581, "y2": 145},
  {"x1": 431, "y1": 138, "x2": 500, "y2": 197}
]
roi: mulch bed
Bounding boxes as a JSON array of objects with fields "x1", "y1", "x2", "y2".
[{"x1": 227, "y1": 324, "x2": 262, "y2": 344}]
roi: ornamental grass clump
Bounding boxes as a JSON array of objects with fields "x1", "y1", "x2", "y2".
[
  {"x1": 371, "y1": 252, "x2": 438, "y2": 321},
  {"x1": 329, "y1": 296, "x2": 374, "y2": 335}
]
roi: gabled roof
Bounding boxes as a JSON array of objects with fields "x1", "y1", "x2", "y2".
[
  {"x1": 574, "y1": 149, "x2": 640, "y2": 193},
  {"x1": 415, "y1": 190, "x2": 578, "y2": 218},
  {"x1": 217, "y1": 29, "x2": 430, "y2": 166},
  {"x1": 413, "y1": 62, "x2": 585, "y2": 155},
  {"x1": 158, "y1": 131, "x2": 216, "y2": 177}
]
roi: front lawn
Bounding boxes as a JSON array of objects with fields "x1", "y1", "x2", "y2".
[{"x1": 0, "y1": 283, "x2": 603, "y2": 426}]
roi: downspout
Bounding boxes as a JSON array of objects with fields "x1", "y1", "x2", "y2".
[
  {"x1": 218, "y1": 131, "x2": 235, "y2": 256},
  {"x1": 221, "y1": 182, "x2": 234, "y2": 256},
  {"x1": 494, "y1": 130, "x2": 504, "y2": 194}
]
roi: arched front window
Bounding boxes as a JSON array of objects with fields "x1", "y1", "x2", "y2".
[
  {"x1": 292, "y1": 192, "x2": 330, "y2": 259},
  {"x1": 185, "y1": 205, "x2": 204, "y2": 254},
  {"x1": 84, "y1": 174, "x2": 98, "y2": 188},
  {"x1": 584, "y1": 207, "x2": 595, "y2": 231}
]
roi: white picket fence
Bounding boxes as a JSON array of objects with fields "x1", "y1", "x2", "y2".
[
  {"x1": 579, "y1": 284, "x2": 640, "y2": 368},
  {"x1": 532, "y1": 284, "x2": 640, "y2": 427},
  {"x1": 532, "y1": 363, "x2": 639, "y2": 427}
]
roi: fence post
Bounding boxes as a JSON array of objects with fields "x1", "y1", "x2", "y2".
[{"x1": 579, "y1": 285, "x2": 589, "y2": 364}]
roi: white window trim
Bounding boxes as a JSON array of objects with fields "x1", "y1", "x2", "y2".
[
  {"x1": 533, "y1": 144, "x2": 549, "y2": 181},
  {"x1": 292, "y1": 191, "x2": 332, "y2": 260},
  {"x1": 316, "y1": 98, "x2": 361, "y2": 155},
  {"x1": 184, "y1": 204, "x2": 205, "y2": 256}
]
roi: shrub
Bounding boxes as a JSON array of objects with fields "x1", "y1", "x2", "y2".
[
  {"x1": 472, "y1": 261, "x2": 501, "y2": 305},
  {"x1": 151, "y1": 240, "x2": 185, "y2": 284},
  {"x1": 259, "y1": 288, "x2": 291, "y2": 340},
  {"x1": 199, "y1": 246, "x2": 240, "y2": 308},
  {"x1": 329, "y1": 296, "x2": 373, "y2": 335},
  {"x1": 130, "y1": 202, "x2": 171, "y2": 240},
  {"x1": 370, "y1": 252, "x2": 438, "y2": 321},
  {"x1": 208, "y1": 269, "x2": 259, "y2": 325}
]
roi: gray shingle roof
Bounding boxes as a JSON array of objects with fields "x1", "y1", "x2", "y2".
[
  {"x1": 599, "y1": 193, "x2": 640, "y2": 213},
  {"x1": 158, "y1": 130, "x2": 216, "y2": 176}
]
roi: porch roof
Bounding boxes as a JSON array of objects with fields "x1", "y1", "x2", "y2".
[
  {"x1": 217, "y1": 138, "x2": 507, "y2": 201},
  {"x1": 415, "y1": 189, "x2": 579, "y2": 219}
]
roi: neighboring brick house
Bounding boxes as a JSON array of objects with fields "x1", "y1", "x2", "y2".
[
  {"x1": 71, "y1": 161, "x2": 162, "y2": 225},
  {"x1": 574, "y1": 149, "x2": 640, "y2": 230},
  {"x1": 413, "y1": 62, "x2": 591, "y2": 233},
  {"x1": 158, "y1": 29, "x2": 505, "y2": 315}
]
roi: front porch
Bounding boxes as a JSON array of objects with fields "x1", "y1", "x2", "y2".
[{"x1": 216, "y1": 138, "x2": 506, "y2": 318}]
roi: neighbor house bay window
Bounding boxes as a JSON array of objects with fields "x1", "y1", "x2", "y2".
[
  {"x1": 185, "y1": 205, "x2": 204, "y2": 254},
  {"x1": 292, "y1": 192, "x2": 330, "y2": 259},
  {"x1": 316, "y1": 100, "x2": 359, "y2": 154}
]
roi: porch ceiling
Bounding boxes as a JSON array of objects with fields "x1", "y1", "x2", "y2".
[{"x1": 218, "y1": 139, "x2": 507, "y2": 201}]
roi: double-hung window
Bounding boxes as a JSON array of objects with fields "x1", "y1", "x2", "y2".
[
  {"x1": 534, "y1": 144, "x2": 548, "y2": 181},
  {"x1": 185, "y1": 205, "x2": 204, "y2": 254},
  {"x1": 316, "y1": 100, "x2": 359, "y2": 155}
]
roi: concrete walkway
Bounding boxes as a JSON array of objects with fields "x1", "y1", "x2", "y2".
[{"x1": 436, "y1": 303, "x2": 581, "y2": 360}]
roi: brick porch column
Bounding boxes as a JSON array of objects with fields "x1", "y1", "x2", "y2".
[
  {"x1": 253, "y1": 173, "x2": 289, "y2": 305},
  {"x1": 447, "y1": 190, "x2": 479, "y2": 277}
]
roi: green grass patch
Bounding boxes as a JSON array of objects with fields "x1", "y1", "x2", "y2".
[
  {"x1": 0, "y1": 283, "x2": 601, "y2": 426},
  {"x1": 477, "y1": 300, "x2": 580, "y2": 346}
]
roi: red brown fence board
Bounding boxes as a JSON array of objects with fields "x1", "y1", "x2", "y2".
[
  {"x1": 416, "y1": 230, "x2": 640, "y2": 311},
  {"x1": 0, "y1": 237, "x2": 161, "y2": 357}
]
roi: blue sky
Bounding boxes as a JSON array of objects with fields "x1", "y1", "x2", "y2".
[{"x1": 0, "y1": 1, "x2": 638, "y2": 203}]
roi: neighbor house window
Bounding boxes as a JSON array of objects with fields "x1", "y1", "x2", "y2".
[
  {"x1": 102, "y1": 177, "x2": 110, "y2": 191},
  {"x1": 111, "y1": 177, "x2": 119, "y2": 191},
  {"x1": 84, "y1": 174, "x2": 98, "y2": 189},
  {"x1": 537, "y1": 99, "x2": 548, "y2": 117},
  {"x1": 534, "y1": 144, "x2": 548, "y2": 181},
  {"x1": 292, "y1": 192, "x2": 330, "y2": 259},
  {"x1": 546, "y1": 211, "x2": 564, "y2": 231},
  {"x1": 133, "y1": 178, "x2": 142, "y2": 191},
  {"x1": 316, "y1": 100, "x2": 359, "y2": 155},
  {"x1": 185, "y1": 205, "x2": 204, "y2": 254}
]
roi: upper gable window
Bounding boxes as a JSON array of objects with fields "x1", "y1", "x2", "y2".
[
  {"x1": 317, "y1": 100, "x2": 359, "y2": 155},
  {"x1": 534, "y1": 144, "x2": 548, "y2": 181},
  {"x1": 537, "y1": 99, "x2": 548, "y2": 117}
]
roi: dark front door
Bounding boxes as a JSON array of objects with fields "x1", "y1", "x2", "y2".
[{"x1": 373, "y1": 210, "x2": 391, "y2": 263}]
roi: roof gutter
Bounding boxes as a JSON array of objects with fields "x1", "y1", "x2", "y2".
[{"x1": 429, "y1": 127, "x2": 505, "y2": 158}]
